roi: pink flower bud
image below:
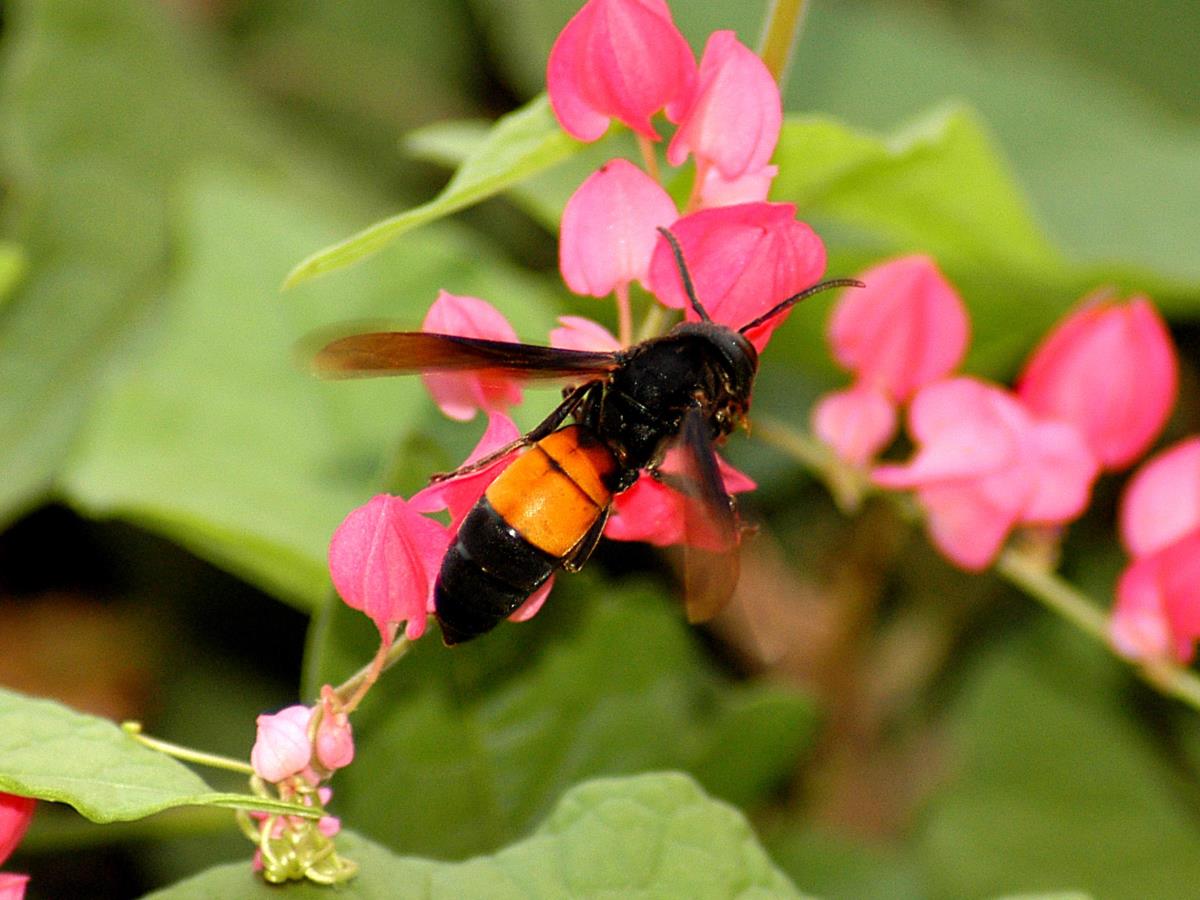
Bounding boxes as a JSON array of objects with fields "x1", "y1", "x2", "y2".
[
  {"x1": 606, "y1": 451, "x2": 755, "y2": 547},
  {"x1": 0, "y1": 794, "x2": 34, "y2": 867},
  {"x1": 547, "y1": 0, "x2": 696, "y2": 141},
  {"x1": 811, "y1": 384, "x2": 898, "y2": 466},
  {"x1": 1112, "y1": 530, "x2": 1200, "y2": 664},
  {"x1": 828, "y1": 256, "x2": 968, "y2": 402},
  {"x1": 0, "y1": 873, "x2": 29, "y2": 900},
  {"x1": 560, "y1": 159, "x2": 678, "y2": 297},
  {"x1": 873, "y1": 378, "x2": 1097, "y2": 569},
  {"x1": 328, "y1": 494, "x2": 450, "y2": 641},
  {"x1": 667, "y1": 31, "x2": 781, "y2": 181},
  {"x1": 315, "y1": 687, "x2": 354, "y2": 771},
  {"x1": 1017, "y1": 294, "x2": 1177, "y2": 470},
  {"x1": 421, "y1": 291, "x2": 523, "y2": 422},
  {"x1": 411, "y1": 412, "x2": 523, "y2": 530},
  {"x1": 318, "y1": 815, "x2": 341, "y2": 838},
  {"x1": 250, "y1": 705, "x2": 313, "y2": 783},
  {"x1": 647, "y1": 202, "x2": 826, "y2": 350},
  {"x1": 549, "y1": 316, "x2": 622, "y2": 353},
  {"x1": 1119, "y1": 437, "x2": 1200, "y2": 558}
]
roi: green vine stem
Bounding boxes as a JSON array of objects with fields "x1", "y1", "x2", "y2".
[
  {"x1": 121, "y1": 722, "x2": 255, "y2": 774},
  {"x1": 758, "y1": 0, "x2": 809, "y2": 87},
  {"x1": 753, "y1": 416, "x2": 1200, "y2": 714}
]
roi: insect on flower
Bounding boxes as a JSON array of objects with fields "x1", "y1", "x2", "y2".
[{"x1": 314, "y1": 229, "x2": 860, "y2": 645}]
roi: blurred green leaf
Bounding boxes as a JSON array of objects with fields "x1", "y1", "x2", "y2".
[
  {"x1": 764, "y1": 825, "x2": 926, "y2": 900},
  {"x1": 0, "y1": 688, "x2": 310, "y2": 822},
  {"x1": 917, "y1": 626, "x2": 1200, "y2": 899},
  {"x1": 284, "y1": 95, "x2": 583, "y2": 287},
  {"x1": 0, "y1": 0, "x2": 319, "y2": 526},
  {"x1": 61, "y1": 169, "x2": 563, "y2": 609},
  {"x1": 306, "y1": 579, "x2": 818, "y2": 858},
  {"x1": 0, "y1": 243, "x2": 27, "y2": 306},
  {"x1": 149, "y1": 774, "x2": 802, "y2": 898}
]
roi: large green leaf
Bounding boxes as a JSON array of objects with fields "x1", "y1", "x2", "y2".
[
  {"x1": 283, "y1": 95, "x2": 583, "y2": 287},
  {"x1": 61, "y1": 169, "x2": 564, "y2": 609},
  {"x1": 916, "y1": 626, "x2": 1200, "y2": 899},
  {"x1": 0, "y1": 688, "x2": 312, "y2": 822},
  {"x1": 148, "y1": 773, "x2": 803, "y2": 899},
  {"x1": 0, "y1": 0, "x2": 322, "y2": 526},
  {"x1": 305, "y1": 579, "x2": 818, "y2": 859}
]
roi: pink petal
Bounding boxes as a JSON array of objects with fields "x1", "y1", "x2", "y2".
[
  {"x1": 1017, "y1": 294, "x2": 1177, "y2": 470},
  {"x1": 328, "y1": 494, "x2": 450, "y2": 642},
  {"x1": 410, "y1": 412, "x2": 523, "y2": 529},
  {"x1": 647, "y1": 202, "x2": 826, "y2": 350},
  {"x1": 811, "y1": 383, "x2": 898, "y2": 466},
  {"x1": 250, "y1": 705, "x2": 313, "y2": 783},
  {"x1": 0, "y1": 795, "x2": 35, "y2": 867},
  {"x1": 547, "y1": 0, "x2": 696, "y2": 141},
  {"x1": 916, "y1": 482, "x2": 1019, "y2": 571},
  {"x1": 1019, "y1": 419, "x2": 1099, "y2": 524},
  {"x1": 1119, "y1": 437, "x2": 1200, "y2": 557},
  {"x1": 550, "y1": 315, "x2": 622, "y2": 353},
  {"x1": 696, "y1": 164, "x2": 777, "y2": 208},
  {"x1": 508, "y1": 577, "x2": 556, "y2": 622},
  {"x1": 421, "y1": 291, "x2": 523, "y2": 422},
  {"x1": 606, "y1": 452, "x2": 754, "y2": 547},
  {"x1": 1111, "y1": 553, "x2": 1175, "y2": 662},
  {"x1": 0, "y1": 873, "x2": 29, "y2": 900},
  {"x1": 560, "y1": 159, "x2": 678, "y2": 296},
  {"x1": 1158, "y1": 531, "x2": 1200, "y2": 655},
  {"x1": 667, "y1": 31, "x2": 782, "y2": 179},
  {"x1": 828, "y1": 256, "x2": 969, "y2": 401}
]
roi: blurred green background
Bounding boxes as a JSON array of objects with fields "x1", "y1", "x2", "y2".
[{"x1": 0, "y1": 0, "x2": 1198, "y2": 897}]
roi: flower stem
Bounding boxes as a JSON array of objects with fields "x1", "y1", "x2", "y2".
[
  {"x1": 615, "y1": 283, "x2": 633, "y2": 347},
  {"x1": 636, "y1": 134, "x2": 660, "y2": 182},
  {"x1": 758, "y1": 416, "x2": 1200, "y2": 715},
  {"x1": 333, "y1": 634, "x2": 410, "y2": 713},
  {"x1": 758, "y1": 0, "x2": 809, "y2": 87},
  {"x1": 121, "y1": 722, "x2": 255, "y2": 774}
]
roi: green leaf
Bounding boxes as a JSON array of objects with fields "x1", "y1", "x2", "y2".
[
  {"x1": 0, "y1": 688, "x2": 313, "y2": 823},
  {"x1": 284, "y1": 94, "x2": 582, "y2": 288},
  {"x1": 0, "y1": 242, "x2": 27, "y2": 307},
  {"x1": 306, "y1": 579, "x2": 818, "y2": 858},
  {"x1": 916, "y1": 625, "x2": 1200, "y2": 899},
  {"x1": 0, "y1": 0, "x2": 314, "y2": 526},
  {"x1": 148, "y1": 773, "x2": 803, "y2": 898},
  {"x1": 61, "y1": 169, "x2": 564, "y2": 609}
]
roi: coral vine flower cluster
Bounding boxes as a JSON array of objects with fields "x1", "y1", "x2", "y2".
[
  {"x1": 327, "y1": 0, "x2": 809, "y2": 646},
  {"x1": 0, "y1": 793, "x2": 34, "y2": 900}
]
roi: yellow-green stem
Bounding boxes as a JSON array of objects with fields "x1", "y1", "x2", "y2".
[
  {"x1": 121, "y1": 722, "x2": 255, "y2": 774},
  {"x1": 615, "y1": 283, "x2": 633, "y2": 347},
  {"x1": 758, "y1": 0, "x2": 809, "y2": 88},
  {"x1": 333, "y1": 633, "x2": 410, "y2": 712},
  {"x1": 636, "y1": 134, "x2": 660, "y2": 182}
]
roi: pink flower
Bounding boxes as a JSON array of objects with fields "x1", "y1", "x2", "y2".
[
  {"x1": 0, "y1": 795, "x2": 34, "y2": 867},
  {"x1": 811, "y1": 384, "x2": 898, "y2": 466},
  {"x1": 1112, "y1": 530, "x2": 1200, "y2": 664},
  {"x1": 667, "y1": 31, "x2": 781, "y2": 185},
  {"x1": 1017, "y1": 293, "x2": 1177, "y2": 470},
  {"x1": 421, "y1": 291, "x2": 524, "y2": 422},
  {"x1": 0, "y1": 874, "x2": 29, "y2": 900},
  {"x1": 411, "y1": 412, "x2": 522, "y2": 529},
  {"x1": 646, "y1": 202, "x2": 826, "y2": 350},
  {"x1": 1119, "y1": 438, "x2": 1200, "y2": 558},
  {"x1": 606, "y1": 450, "x2": 755, "y2": 547},
  {"x1": 314, "y1": 686, "x2": 354, "y2": 771},
  {"x1": 547, "y1": 0, "x2": 695, "y2": 142},
  {"x1": 251, "y1": 705, "x2": 313, "y2": 783},
  {"x1": 560, "y1": 159, "x2": 678, "y2": 297},
  {"x1": 328, "y1": 494, "x2": 450, "y2": 641},
  {"x1": 873, "y1": 378, "x2": 1098, "y2": 569},
  {"x1": 549, "y1": 316, "x2": 622, "y2": 353},
  {"x1": 828, "y1": 256, "x2": 968, "y2": 402}
]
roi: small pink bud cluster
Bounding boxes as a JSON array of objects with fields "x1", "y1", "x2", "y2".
[
  {"x1": 327, "y1": 0, "x2": 822, "y2": 643},
  {"x1": 246, "y1": 687, "x2": 355, "y2": 880},
  {"x1": 0, "y1": 793, "x2": 34, "y2": 900},
  {"x1": 820, "y1": 275, "x2": 1176, "y2": 570}
]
